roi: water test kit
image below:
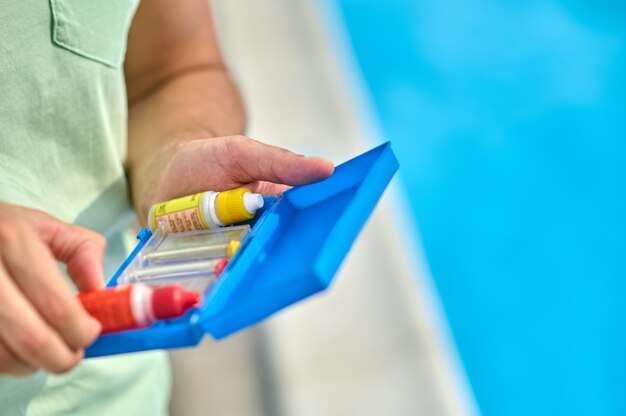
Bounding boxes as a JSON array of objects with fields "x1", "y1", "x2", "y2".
[{"x1": 85, "y1": 142, "x2": 399, "y2": 358}]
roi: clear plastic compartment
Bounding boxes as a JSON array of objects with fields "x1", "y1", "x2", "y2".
[{"x1": 117, "y1": 225, "x2": 250, "y2": 293}]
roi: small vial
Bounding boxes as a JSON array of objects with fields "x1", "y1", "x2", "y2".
[
  {"x1": 78, "y1": 284, "x2": 200, "y2": 334},
  {"x1": 148, "y1": 188, "x2": 264, "y2": 233},
  {"x1": 142, "y1": 239, "x2": 242, "y2": 265},
  {"x1": 127, "y1": 259, "x2": 224, "y2": 281}
]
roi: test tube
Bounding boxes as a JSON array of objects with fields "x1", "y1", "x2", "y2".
[
  {"x1": 142, "y1": 240, "x2": 241, "y2": 265},
  {"x1": 127, "y1": 258, "x2": 225, "y2": 282}
]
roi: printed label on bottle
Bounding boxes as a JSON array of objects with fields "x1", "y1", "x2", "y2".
[
  {"x1": 151, "y1": 193, "x2": 208, "y2": 232},
  {"x1": 78, "y1": 287, "x2": 137, "y2": 333}
]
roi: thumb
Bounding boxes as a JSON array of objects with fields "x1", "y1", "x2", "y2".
[
  {"x1": 226, "y1": 137, "x2": 335, "y2": 186},
  {"x1": 44, "y1": 223, "x2": 107, "y2": 292}
]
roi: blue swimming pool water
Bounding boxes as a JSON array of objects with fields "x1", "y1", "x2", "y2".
[{"x1": 337, "y1": 1, "x2": 626, "y2": 415}]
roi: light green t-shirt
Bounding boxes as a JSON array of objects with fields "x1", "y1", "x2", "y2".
[{"x1": 0, "y1": 1, "x2": 171, "y2": 414}]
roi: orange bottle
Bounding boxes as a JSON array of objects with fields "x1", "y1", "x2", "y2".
[{"x1": 78, "y1": 284, "x2": 200, "y2": 334}]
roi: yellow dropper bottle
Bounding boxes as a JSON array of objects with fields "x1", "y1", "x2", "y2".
[{"x1": 148, "y1": 188, "x2": 264, "y2": 233}]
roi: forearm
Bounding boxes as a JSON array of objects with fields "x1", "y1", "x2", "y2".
[
  {"x1": 122, "y1": 0, "x2": 334, "y2": 224},
  {"x1": 128, "y1": 65, "x2": 244, "y2": 147},
  {"x1": 126, "y1": 66, "x2": 245, "y2": 216},
  {"x1": 123, "y1": 0, "x2": 246, "y2": 218}
]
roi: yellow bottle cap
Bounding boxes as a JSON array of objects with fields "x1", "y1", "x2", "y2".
[
  {"x1": 226, "y1": 240, "x2": 242, "y2": 259},
  {"x1": 215, "y1": 188, "x2": 255, "y2": 225}
]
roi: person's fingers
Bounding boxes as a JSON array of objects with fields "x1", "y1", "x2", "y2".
[
  {"x1": 42, "y1": 223, "x2": 106, "y2": 292},
  {"x1": 0, "y1": 222, "x2": 101, "y2": 350},
  {"x1": 245, "y1": 181, "x2": 290, "y2": 197},
  {"x1": 0, "y1": 342, "x2": 36, "y2": 376},
  {"x1": 154, "y1": 136, "x2": 335, "y2": 202},
  {"x1": 0, "y1": 264, "x2": 84, "y2": 374},
  {"x1": 9, "y1": 207, "x2": 107, "y2": 292},
  {"x1": 220, "y1": 136, "x2": 335, "y2": 186}
]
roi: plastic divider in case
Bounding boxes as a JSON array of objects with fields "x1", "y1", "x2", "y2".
[{"x1": 117, "y1": 225, "x2": 250, "y2": 293}]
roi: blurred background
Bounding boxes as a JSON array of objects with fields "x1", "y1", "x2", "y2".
[{"x1": 170, "y1": 0, "x2": 626, "y2": 415}]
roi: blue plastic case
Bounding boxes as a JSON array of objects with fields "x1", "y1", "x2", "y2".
[{"x1": 86, "y1": 142, "x2": 398, "y2": 358}]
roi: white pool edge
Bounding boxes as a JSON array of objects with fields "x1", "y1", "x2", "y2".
[{"x1": 308, "y1": 2, "x2": 480, "y2": 414}]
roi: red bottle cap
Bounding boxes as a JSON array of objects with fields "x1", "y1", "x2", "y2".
[
  {"x1": 215, "y1": 258, "x2": 229, "y2": 276},
  {"x1": 151, "y1": 286, "x2": 201, "y2": 320}
]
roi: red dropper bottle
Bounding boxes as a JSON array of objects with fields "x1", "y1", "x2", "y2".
[{"x1": 78, "y1": 284, "x2": 201, "y2": 334}]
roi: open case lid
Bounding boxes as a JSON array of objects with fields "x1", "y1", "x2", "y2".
[{"x1": 86, "y1": 142, "x2": 398, "y2": 358}]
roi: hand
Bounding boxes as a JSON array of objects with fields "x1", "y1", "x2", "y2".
[
  {"x1": 0, "y1": 204, "x2": 104, "y2": 376},
  {"x1": 131, "y1": 135, "x2": 335, "y2": 220}
]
